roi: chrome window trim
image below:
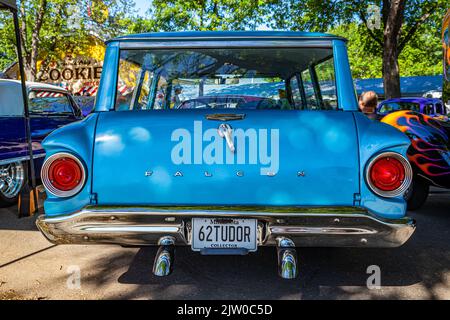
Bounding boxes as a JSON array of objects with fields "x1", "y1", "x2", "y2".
[
  {"x1": 41, "y1": 152, "x2": 86, "y2": 198},
  {"x1": 365, "y1": 152, "x2": 413, "y2": 198},
  {"x1": 119, "y1": 40, "x2": 333, "y2": 49}
]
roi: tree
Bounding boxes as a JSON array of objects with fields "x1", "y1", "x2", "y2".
[
  {"x1": 267, "y1": 0, "x2": 448, "y2": 98},
  {"x1": 128, "y1": 0, "x2": 266, "y2": 33},
  {"x1": 0, "y1": 0, "x2": 135, "y2": 81},
  {"x1": 330, "y1": 22, "x2": 441, "y2": 79}
]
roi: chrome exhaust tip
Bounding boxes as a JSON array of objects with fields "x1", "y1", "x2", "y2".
[
  {"x1": 277, "y1": 237, "x2": 298, "y2": 279},
  {"x1": 152, "y1": 236, "x2": 175, "y2": 277}
]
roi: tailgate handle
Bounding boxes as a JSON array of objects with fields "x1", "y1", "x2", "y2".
[{"x1": 205, "y1": 113, "x2": 245, "y2": 121}]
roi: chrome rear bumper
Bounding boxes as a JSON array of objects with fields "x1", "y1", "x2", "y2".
[{"x1": 36, "y1": 206, "x2": 416, "y2": 248}]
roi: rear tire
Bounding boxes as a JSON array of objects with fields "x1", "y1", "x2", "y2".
[
  {"x1": 405, "y1": 176, "x2": 429, "y2": 211},
  {"x1": 0, "y1": 162, "x2": 25, "y2": 208}
]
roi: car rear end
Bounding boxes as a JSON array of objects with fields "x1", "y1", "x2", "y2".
[{"x1": 36, "y1": 32, "x2": 415, "y2": 278}]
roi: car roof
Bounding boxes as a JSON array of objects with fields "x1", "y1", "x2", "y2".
[
  {"x1": 107, "y1": 31, "x2": 346, "y2": 44},
  {"x1": 0, "y1": 79, "x2": 69, "y2": 93}
]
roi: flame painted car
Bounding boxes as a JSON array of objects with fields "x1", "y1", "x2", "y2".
[
  {"x1": 36, "y1": 32, "x2": 416, "y2": 279},
  {"x1": 382, "y1": 111, "x2": 450, "y2": 209}
]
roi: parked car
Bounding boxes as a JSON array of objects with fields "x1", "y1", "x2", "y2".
[
  {"x1": 0, "y1": 80, "x2": 82, "y2": 206},
  {"x1": 423, "y1": 90, "x2": 442, "y2": 99},
  {"x1": 36, "y1": 31, "x2": 416, "y2": 279},
  {"x1": 381, "y1": 110, "x2": 450, "y2": 210},
  {"x1": 377, "y1": 97, "x2": 446, "y2": 118}
]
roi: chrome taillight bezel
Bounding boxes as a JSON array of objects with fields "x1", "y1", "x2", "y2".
[
  {"x1": 365, "y1": 152, "x2": 413, "y2": 198},
  {"x1": 41, "y1": 152, "x2": 86, "y2": 198}
]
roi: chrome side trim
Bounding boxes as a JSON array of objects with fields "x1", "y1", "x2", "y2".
[
  {"x1": 36, "y1": 206, "x2": 416, "y2": 248},
  {"x1": 0, "y1": 153, "x2": 45, "y2": 166},
  {"x1": 206, "y1": 113, "x2": 246, "y2": 121}
]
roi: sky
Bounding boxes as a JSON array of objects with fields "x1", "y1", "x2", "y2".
[{"x1": 134, "y1": 0, "x2": 152, "y2": 14}]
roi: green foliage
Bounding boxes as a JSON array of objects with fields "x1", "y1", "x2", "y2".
[
  {"x1": 330, "y1": 23, "x2": 383, "y2": 79},
  {"x1": 266, "y1": 0, "x2": 447, "y2": 80},
  {"x1": 0, "y1": 11, "x2": 16, "y2": 70},
  {"x1": 127, "y1": 0, "x2": 267, "y2": 33},
  {"x1": 1, "y1": 0, "x2": 446, "y2": 81},
  {"x1": 127, "y1": 0, "x2": 446, "y2": 79},
  {"x1": 330, "y1": 22, "x2": 442, "y2": 79},
  {"x1": 0, "y1": 0, "x2": 135, "y2": 77}
]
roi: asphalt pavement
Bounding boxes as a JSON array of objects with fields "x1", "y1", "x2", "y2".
[{"x1": 0, "y1": 192, "x2": 449, "y2": 300}]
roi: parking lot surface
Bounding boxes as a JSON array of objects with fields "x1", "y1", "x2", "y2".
[{"x1": 0, "y1": 192, "x2": 449, "y2": 300}]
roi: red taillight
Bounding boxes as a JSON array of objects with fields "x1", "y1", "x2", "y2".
[
  {"x1": 42, "y1": 153, "x2": 86, "y2": 197},
  {"x1": 370, "y1": 157, "x2": 405, "y2": 191},
  {"x1": 48, "y1": 157, "x2": 82, "y2": 191},
  {"x1": 366, "y1": 152, "x2": 412, "y2": 197}
]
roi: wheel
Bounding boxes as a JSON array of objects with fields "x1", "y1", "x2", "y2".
[
  {"x1": 404, "y1": 176, "x2": 430, "y2": 211},
  {"x1": 0, "y1": 162, "x2": 25, "y2": 207}
]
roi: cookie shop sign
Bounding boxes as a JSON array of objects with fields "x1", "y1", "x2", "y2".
[{"x1": 40, "y1": 56, "x2": 103, "y2": 82}]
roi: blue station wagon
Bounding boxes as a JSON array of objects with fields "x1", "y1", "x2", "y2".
[{"x1": 36, "y1": 32, "x2": 416, "y2": 279}]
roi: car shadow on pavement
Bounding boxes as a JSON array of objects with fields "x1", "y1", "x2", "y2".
[
  {"x1": 1, "y1": 192, "x2": 448, "y2": 299},
  {"x1": 0, "y1": 206, "x2": 39, "y2": 231},
  {"x1": 110, "y1": 195, "x2": 450, "y2": 299}
]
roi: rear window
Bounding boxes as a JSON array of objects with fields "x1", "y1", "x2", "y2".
[
  {"x1": 29, "y1": 90, "x2": 73, "y2": 115},
  {"x1": 379, "y1": 102, "x2": 420, "y2": 114},
  {"x1": 115, "y1": 47, "x2": 338, "y2": 111}
]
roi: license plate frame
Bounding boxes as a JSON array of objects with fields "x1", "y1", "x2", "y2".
[{"x1": 191, "y1": 218, "x2": 258, "y2": 252}]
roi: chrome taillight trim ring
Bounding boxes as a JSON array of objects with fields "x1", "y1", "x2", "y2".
[
  {"x1": 41, "y1": 152, "x2": 86, "y2": 198},
  {"x1": 365, "y1": 152, "x2": 413, "y2": 198}
]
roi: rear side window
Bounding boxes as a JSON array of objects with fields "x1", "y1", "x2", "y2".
[
  {"x1": 115, "y1": 47, "x2": 338, "y2": 111},
  {"x1": 315, "y1": 58, "x2": 337, "y2": 110},
  {"x1": 379, "y1": 102, "x2": 420, "y2": 114},
  {"x1": 289, "y1": 76, "x2": 303, "y2": 109},
  {"x1": 29, "y1": 91, "x2": 73, "y2": 114},
  {"x1": 301, "y1": 69, "x2": 318, "y2": 110}
]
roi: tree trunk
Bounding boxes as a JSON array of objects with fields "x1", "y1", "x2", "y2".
[
  {"x1": 18, "y1": 0, "x2": 47, "y2": 81},
  {"x1": 382, "y1": 0, "x2": 405, "y2": 99},
  {"x1": 28, "y1": 0, "x2": 47, "y2": 82},
  {"x1": 382, "y1": 41, "x2": 401, "y2": 99}
]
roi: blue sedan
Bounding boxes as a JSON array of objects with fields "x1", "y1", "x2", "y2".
[{"x1": 0, "y1": 80, "x2": 82, "y2": 206}]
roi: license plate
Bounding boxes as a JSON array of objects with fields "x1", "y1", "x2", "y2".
[{"x1": 191, "y1": 218, "x2": 257, "y2": 252}]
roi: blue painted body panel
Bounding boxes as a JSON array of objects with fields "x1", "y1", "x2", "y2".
[
  {"x1": 95, "y1": 42, "x2": 119, "y2": 112},
  {"x1": 92, "y1": 110, "x2": 359, "y2": 206},
  {"x1": 42, "y1": 32, "x2": 411, "y2": 220},
  {"x1": 352, "y1": 113, "x2": 410, "y2": 218},
  {"x1": 43, "y1": 114, "x2": 98, "y2": 215},
  {"x1": 0, "y1": 115, "x2": 80, "y2": 163},
  {"x1": 108, "y1": 31, "x2": 347, "y2": 44},
  {"x1": 0, "y1": 117, "x2": 28, "y2": 162},
  {"x1": 333, "y1": 41, "x2": 358, "y2": 111}
]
